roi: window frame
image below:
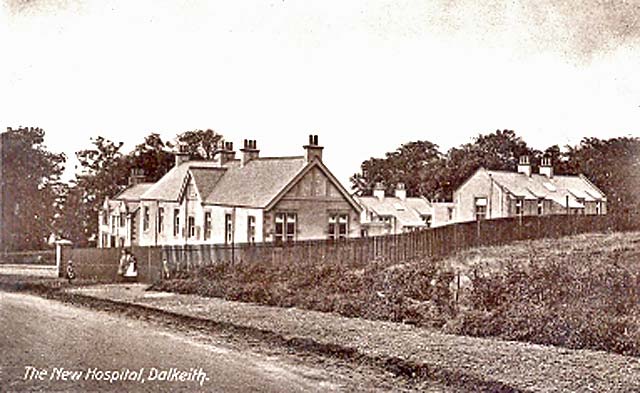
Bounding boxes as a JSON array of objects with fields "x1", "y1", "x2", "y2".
[
  {"x1": 158, "y1": 207, "x2": 164, "y2": 233},
  {"x1": 474, "y1": 197, "x2": 488, "y2": 221},
  {"x1": 274, "y1": 212, "x2": 296, "y2": 244},
  {"x1": 143, "y1": 206, "x2": 150, "y2": 231},
  {"x1": 188, "y1": 216, "x2": 196, "y2": 238},
  {"x1": 328, "y1": 212, "x2": 349, "y2": 240},
  {"x1": 204, "y1": 211, "x2": 212, "y2": 240},
  {"x1": 247, "y1": 215, "x2": 256, "y2": 243},
  {"x1": 225, "y1": 213, "x2": 233, "y2": 244},
  {"x1": 173, "y1": 209, "x2": 180, "y2": 237}
]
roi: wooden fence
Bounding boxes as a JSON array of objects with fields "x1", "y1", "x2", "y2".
[
  {"x1": 62, "y1": 213, "x2": 638, "y2": 283},
  {"x1": 162, "y1": 213, "x2": 636, "y2": 274}
]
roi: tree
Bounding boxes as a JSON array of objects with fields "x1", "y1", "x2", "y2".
[
  {"x1": 440, "y1": 130, "x2": 536, "y2": 198},
  {"x1": 350, "y1": 140, "x2": 445, "y2": 198},
  {"x1": 127, "y1": 133, "x2": 175, "y2": 182},
  {"x1": 176, "y1": 129, "x2": 224, "y2": 160},
  {"x1": 563, "y1": 137, "x2": 640, "y2": 215},
  {"x1": 57, "y1": 130, "x2": 225, "y2": 245},
  {"x1": 2, "y1": 127, "x2": 66, "y2": 251},
  {"x1": 57, "y1": 136, "x2": 128, "y2": 246}
]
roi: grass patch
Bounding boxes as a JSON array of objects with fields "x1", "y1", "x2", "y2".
[{"x1": 154, "y1": 231, "x2": 640, "y2": 356}]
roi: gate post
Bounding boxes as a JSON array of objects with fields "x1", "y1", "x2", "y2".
[{"x1": 55, "y1": 239, "x2": 73, "y2": 278}]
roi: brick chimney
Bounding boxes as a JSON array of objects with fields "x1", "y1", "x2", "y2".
[
  {"x1": 394, "y1": 183, "x2": 407, "y2": 201},
  {"x1": 517, "y1": 156, "x2": 531, "y2": 177},
  {"x1": 373, "y1": 182, "x2": 385, "y2": 201},
  {"x1": 539, "y1": 157, "x2": 553, "y2": 178},
  {"x1": 128, "y1": 168, "x2": 146, "y2": 186},
  {"x1": 219, "y1": 141, "x2": 236, "y2": 166},
  {"x1": 304, "y1": 134, "x2": 323, "y2": 163},
  {"x1": 174, "y1": 143, "x2": 190, "y2": 167},
  {"x1": 240, "y1": 139, "x2": 259, "y2": 166}
]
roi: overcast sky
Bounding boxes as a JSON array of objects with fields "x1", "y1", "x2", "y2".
[{"x1": 2, "y1": 0, "x2": 639, "y2": 188}]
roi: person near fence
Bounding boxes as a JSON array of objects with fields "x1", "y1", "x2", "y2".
[
  {"x1": 117, "y1": 248, "x2": 129, "y2": 279},
  {"x1": 123, "y1": 252, "x2": 138, "y2": 282},
  {"x1": 66, "y1": 260, "x2": 76, "y2": 284},
  {"x1": 162, "y1": 258, "x2": 170, "y2": 279}
]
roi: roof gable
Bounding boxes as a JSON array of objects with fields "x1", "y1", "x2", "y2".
[
  {"x1": 141, "y1": 160, "x2": 220, "y2": 201},
  {"x1": 264, "y1": 159, "x2": 362, "y2": 212}
]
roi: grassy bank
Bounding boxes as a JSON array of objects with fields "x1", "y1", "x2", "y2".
[{"x1": 153, "y1": 231, "x2": 640, "y2": 355}]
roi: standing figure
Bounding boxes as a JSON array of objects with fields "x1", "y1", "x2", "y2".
[
  {"x1": 123, "y1": 252, "x2": 138, "y2": 282},
  {"x1": 118, "y1": 249, "x2": 128, "y2": 280},
  {"x1": 66, "y1": 260, "x2": 76, "y2": 284}
]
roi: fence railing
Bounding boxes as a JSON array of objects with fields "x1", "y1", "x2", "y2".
[
  {"x1": 161, "y1": 213, "x2": 635, "y2": 272},
  {"x1": 61, "y1": 213, "x2": 638, "y2": 283}
]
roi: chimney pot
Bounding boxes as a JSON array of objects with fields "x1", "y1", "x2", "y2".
[
  {"x1": 219, "y1": 141, "x2": 236, "y2": 166},
  {"x1": 175, "y1": 143, "x2": 190, "y2": 166},
  {"x1": 240, "y1": 138, "x2": 260, "y2": 166},
  {"x1": 539, "y1": 157, "x2": 554, "y2": 178},
  {"x1": 129, "y1": 168, "x2": 146, "y2": 186},
  {"x1": 373, "y1": 182, "x2": 385, "y2": 201},
  {"x1": 304, "y1": 134, "x2": 323, "y2": 162},
  {"x1": 517, "y1": 155, "x2": 532, "y2": 176},
  {"x1": 394, "y1": 183, "x2": 407, "y2": 200}
]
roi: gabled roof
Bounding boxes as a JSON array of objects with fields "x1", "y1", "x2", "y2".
[
  {"x1": 264, "y1": 159, "x2": 362, "y2": 212},
  {"x1": 189, "y1": 168, "x2": 226, "y2": 200},
  {"x1": 113, "y1": 183, "x2": 154, "y2": 201},
  {"x1": 357, "y1": 196, "x2": 432, "y2": 227},
  {"x1": 202, "y1": 157, "x2": 308, "y2": 207},
  {"x1": 138, "y1": 155, "x2": 359, "y2": 211},
  {"x1": 481, "y1": 169, "x2": 606, "y2": 208},
  {"x1": 141, "y1": 160, "x2": 220, "y2": 201}
]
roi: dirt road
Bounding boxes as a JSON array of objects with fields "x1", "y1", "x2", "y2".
[{"x1": 0, "y1": 291, "x2": 402, "y2": 392}]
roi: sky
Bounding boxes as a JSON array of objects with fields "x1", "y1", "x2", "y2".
[{"x1": 2, "y1": 0, "x2": 640, "y2": 189}]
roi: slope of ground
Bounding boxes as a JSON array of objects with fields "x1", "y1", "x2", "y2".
[{"x1": 153, "y1": 231, "x2": 640, "y2": 356}]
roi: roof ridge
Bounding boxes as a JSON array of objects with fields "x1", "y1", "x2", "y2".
[{"x1": 253, "y1": 155, "x2": 305, "y2": 160}]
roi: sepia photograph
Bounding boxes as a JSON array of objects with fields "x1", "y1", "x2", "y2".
[{"x1": 1, "y1": 0, "x2": 639, "y2": 391}]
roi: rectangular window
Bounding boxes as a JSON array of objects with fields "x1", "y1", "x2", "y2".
[
  {"x1": 275, "y1": 212, "x2": 296, "y2": 244},
  {"x1": 204, "y1": 212, "x2": 211, "y2": 240},
  {"x1": 596, "y1": 201, "x2": 601, "y2": 215},
  {"x1": 102, "y1": 211, "x2": 108, "y2": 225},
  {"x1": 247, "y1": 215, "x2": 256, "y2": 243},
  {"x1": 187, "y1": 216, "x2": 195, "y2": 238},
  {"x1": 111, "y1": 215, "x2": 116, "y2": 233},
  {"x1": 475, "y1": 197, "x2": 487, "y2": 221},
  {"x1": 328, "y1": 213, "x2": 349, "y2": 240},
  {"x1": 120, "y1": 213, "x2": 126, "y2": 227},
  {"x1": 173, "y1": 209, "x2": 180, "y2": 237},
  {"x1": 143, "y1": 206, "x2": 150, "y2": 231},
  {"x1": 225, "y1": 213, "x2": 233, "y2": 244},
  {"x1": 537, "y1": 199, "x2": 544, "y2": 216},
  {"x1": 515, "y1": 198, "x2": 523, "y2": 216},
  {"x1": 447, "y1": 207, "x2": 454, "y2": 221},
  {"x1": 158, "y1": 207, "x2": 164, "y2": 233}
]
